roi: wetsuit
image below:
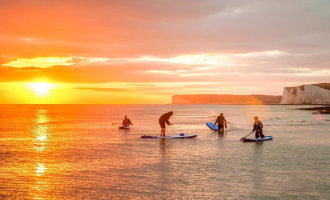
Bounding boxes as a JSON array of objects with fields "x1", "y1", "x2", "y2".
[
  {"x1": 122, "y1": 119, "x2": 132, "y2": 126},
  {"x1": 215, "y1": 115, "x2": 227, "y2": 132},
  {"x1": 253, "y1": 120, "x2": 265, "y2": 138},
  {"x1": 159, "y1": 112, "x2": 172, "y2": 128}
]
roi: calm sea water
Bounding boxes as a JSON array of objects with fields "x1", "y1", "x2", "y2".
[{"x1": 0, "y1": 105, "x2": 329, "y2": 199}]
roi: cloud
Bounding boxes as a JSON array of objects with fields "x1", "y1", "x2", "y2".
[
  {"x1": 0, "y1": 49, "x2": 329, "y2": 85},
  {"x1": 4, "y1": 57, "x2": 74, "y2": 68},
  {"x1": 1, "y1": 50, "x2": 288, "y2": 68},
  {"x1": 75, "y1": 87, "x2": 130, "y2": 92}
]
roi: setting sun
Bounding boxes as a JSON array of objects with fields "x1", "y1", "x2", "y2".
[{"x1": 28, "y1": 82, "x2": 54, "y2": 96}]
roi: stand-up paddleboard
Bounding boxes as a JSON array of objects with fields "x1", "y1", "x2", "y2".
[
  {"x1": 119, "y1": 126, "x2": 131, "y2": 129},
  {"x1": 206, "y1": 122, "x2": 218, "y2": 131},
  {"x1": 141, "y1": 134, "x2": 197, "y2": 139},
  {"x1": 242, "y1": 136, "x2": 273, "y2": 142}
]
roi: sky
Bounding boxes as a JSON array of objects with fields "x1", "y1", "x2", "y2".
[{"x1": 0, "y1": 0, "x2": 330, "y2": 104}]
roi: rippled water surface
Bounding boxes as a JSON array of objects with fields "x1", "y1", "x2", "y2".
[{"x1": 0, "y1": 105, "x2": 329, "y2": 199}]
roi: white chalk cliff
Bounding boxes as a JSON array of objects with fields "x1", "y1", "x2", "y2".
[{"x1": 280, "y1": 83, "x2": 330, "y2": 104}]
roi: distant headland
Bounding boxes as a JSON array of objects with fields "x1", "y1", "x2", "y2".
[
  {"x1": 172, "y1": 83, "x2": 330, "y2": 105},
  {"x1": 280, "y1": 83, "x2": 330, "y2": 104},
  {"x1": 172, "y1": 94, "x2": 282, "y2": 105}
]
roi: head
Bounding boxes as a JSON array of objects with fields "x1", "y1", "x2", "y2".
[
  {"x1": 169, "y1": 111, "x2": 173, "y2": 116},
  {"x1": 125, "y1": 116, "x2": 128, "y2": 119},
  {"x1": 254, "y1": 116, "x2": 258, "y2": 122},
  {"x1": 220, "y1": 113, "x2": 223, "y2": 116}
]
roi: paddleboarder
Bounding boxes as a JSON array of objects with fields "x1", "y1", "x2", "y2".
[
  {"x1": 159, "y1": 111, "x2": 173, "y2": 137},
  {"x1": 252, "y1": 116, "x2": 264, "y2": 138},
  {"x1": 122, "y1": 116, "x2": 133, "y2": 127},
  {"x1": 214, "y1": 113, "x2": 227, "y2": 133}
]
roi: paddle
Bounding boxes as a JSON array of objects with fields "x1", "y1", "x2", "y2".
[{"x1": 240, "y1": 131, "x2": 254, "y2": 141}]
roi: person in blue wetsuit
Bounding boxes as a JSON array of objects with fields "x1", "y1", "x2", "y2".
[
  {"x1": 159, "y1": 111, "x2": 173, "y2": 137},
  {"x1": 252, "y1": 116, "x2": 265, "y2": 138},
  {"x1": 214, "y1": 113, "x2": 227, "y2": 133}
]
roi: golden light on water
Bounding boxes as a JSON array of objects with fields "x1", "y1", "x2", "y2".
[
  {"x1": 36, "y1": 133, "x2": 48, "y2": 142},
  {"x1": 33, "y1": 110, "x2": 50, "y2": 152},
  {"x1": 36, "y1": 109, "x2": 49, "y2": 123},
  {"x1": 35, "y1": 163, "x2": 47, "y2": 176},
  {"x1": 30, "y1": 110, "x2": 51, "y2": 200}
]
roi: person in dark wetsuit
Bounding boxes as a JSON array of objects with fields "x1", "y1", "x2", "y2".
[
  {"x1": 159, "y1": 111, "x2": 173, "y2": 137},
  {"x1": 252, "y1": 116, "x2": 264, "y2": 138},
  {"x1": 122, "y1": 116, "x2": 133, "y2": 127},
  {"x1": 214, "y1": 113, "x2": 227, "y2": 133}
]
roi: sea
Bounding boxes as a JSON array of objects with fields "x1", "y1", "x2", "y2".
[{"x1": 0, "y1": 105, "x2": 329, "y2": 199}]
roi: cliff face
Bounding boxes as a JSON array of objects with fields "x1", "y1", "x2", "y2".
[
  {"x1": 172, "y1": 95, "x2": 282, "y2": 105},
  {"x1": 280, "y1": 83, "x2": 330, "y2": 104}
]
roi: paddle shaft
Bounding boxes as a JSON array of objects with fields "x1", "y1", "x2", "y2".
[{"x1": 241, "y1": 131, "x2": 254, "y2": 140}]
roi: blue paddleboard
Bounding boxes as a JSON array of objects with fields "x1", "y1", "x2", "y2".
[
  {"x1": 242, "y1": 136, "x2": 273, "y2": 142},
  {"x1": 206, "y1": 122, "x2": 218, "y2": 131}
]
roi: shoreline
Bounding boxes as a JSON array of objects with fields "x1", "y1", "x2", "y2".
[{"x1": 296, "y1": 106, "x2": 330, "y2": 114}]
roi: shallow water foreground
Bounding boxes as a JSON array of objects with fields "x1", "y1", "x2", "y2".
[{"x1": 0, "y1": 105, "x2": 329, "y2": 199}]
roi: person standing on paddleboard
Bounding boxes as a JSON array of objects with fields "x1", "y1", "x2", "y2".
[
  {"x1": 214, "y1": 113, "x2": 227, "y2": 133},
  {"x1": 252, "y1": 116, "x2": 265, "y2": 138},
  {"x1": 122, "y1": 116, "x2": 133, "y2": 127},
  {"x1": 159, "y1": 111, "x2": 173, "y2": 137}
]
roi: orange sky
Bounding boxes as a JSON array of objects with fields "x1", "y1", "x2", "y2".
[{"x1": 1, "y1": 0, "x2": 330, "y2": 104}]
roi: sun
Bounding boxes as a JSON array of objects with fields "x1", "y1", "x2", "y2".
[{"x1": 28, "y1": 82, "x2": 54, "y2": 96}]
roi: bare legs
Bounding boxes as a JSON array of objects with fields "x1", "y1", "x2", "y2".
[{"x1": 160, "y1": 128, "x2": 166, "y2": 137}]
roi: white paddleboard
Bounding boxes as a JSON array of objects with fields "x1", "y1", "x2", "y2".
[
  {"x1": 141, "y1": 134, "x2": 197, "y2": 139},
  {"x1": 119, "y1": 126, "x2": 131, "y2": 129}
]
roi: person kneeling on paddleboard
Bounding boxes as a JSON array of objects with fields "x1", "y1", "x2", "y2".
[
  {"x1": 214, "y1": 113, "x2": 227, "y2": 133},
  {"x1": 252, "y1": 116, "x2": 265, "y2": 138},
  {"x1": 122, "y1": 116, "x2": 133, "y2": 127},
  {"x1": 159, "y1": 111, "x2": 173, "y2": 137}
]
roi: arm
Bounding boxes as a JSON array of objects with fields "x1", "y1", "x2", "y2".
[
  {"x1": 214, "y1": 117, "x2": 219, "y2": 125},
  {"x1": 129, "y1": 119, "x2": 133, "y2": 125},
  {"x1": 165, "y1": 119, "x2": 171, "y2": 125},
  {"x1": 224, "y1": 117, "x2": 227, "y2": 128},
  {"x1": 164, "y1": 113, "x2": 172, "y2": 125},
  {"x1": 252, "y1": 124, "x2": 256, "y2": 132}
]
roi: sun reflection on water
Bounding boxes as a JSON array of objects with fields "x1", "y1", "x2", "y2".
[
  {"x1": 35, "y1": 110, "x2": 49, "y2": 124},
  {"x1": 35, "y1": 163, "x2": 47, "y2": 176},
  {"x1": 33, "y1": 109, "x2": 50, "y2": 152},
  {"x1": 31, "y1": 109, "x2": 51, "y2": 200},
  {"x1": 35, "y1": 126, "x2": 48, "y2": 142}
]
